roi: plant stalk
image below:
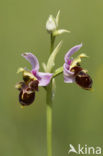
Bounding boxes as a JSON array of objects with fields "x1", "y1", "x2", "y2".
[
  {"x1": 46, "y1": 32, "x2": 55, "y2": 156},
  {"x1": 46, "y1": 100, "x2": 52, "y2": 156},
  {"x1": 50, "y1": 33, "x2": 55, "y2": 53}
]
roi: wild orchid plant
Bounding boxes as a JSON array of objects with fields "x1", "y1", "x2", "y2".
[{"x1": 16, "y1": 11, "x2": 93, "y2": 156}]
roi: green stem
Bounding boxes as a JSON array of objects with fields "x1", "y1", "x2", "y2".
[
  {"x1": 50, "y1": 33, "x2": 55, "y2": 53},
  {"x1": 46, "y1": 69, "x2": 63, "y2": 156},
  {"x1": 53, "y1": 66, "x2": 63, "y2": 78},
  {"x1": 46, "y1": 77, "x2": 53, "y2": 156},
  {"x1": 46, "y1": 32, "x2": 55, "y2": 156},
  {"x1": 46, "y1": 102, "x2": 52, "y2": 156}
]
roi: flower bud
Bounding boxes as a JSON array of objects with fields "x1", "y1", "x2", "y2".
[{"x1": 46, "y1": 15, "x2": 56, "y2": 33}]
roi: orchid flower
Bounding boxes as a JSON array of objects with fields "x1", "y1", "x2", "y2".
[
  {"x1": 22, "y1": 53, "x2": 53, "y2": 86},
  {"x1": 16, "y1": 53, "x2": 53, "y2": 106},
  {"x1": 63, "y1": 43, "x2": 93, "y2": 90}
]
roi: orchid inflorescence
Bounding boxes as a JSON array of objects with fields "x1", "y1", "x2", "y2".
[{"x1": 15, "y1": 11, "x2": 93, "y2": 106}]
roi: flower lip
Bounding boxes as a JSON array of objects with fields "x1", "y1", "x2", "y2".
[
  {"x1": 75, "y1": 68, "x2": 93, "y2": 90},
  {"x1": 15, "y1": 82, "x2": 25, "y2": 91},
  {"x1": 19, "y1": 90, "x2": 35, "y2": 106},
  {"x1": 16, "y1": 79, "x2": 39, "y2": 106},
  {"x1": 70, "y1": 66, "x2": 83, "y2": 76},
  {"x1": 29, "y1": 80, "x2": 39, "y2": 91}
]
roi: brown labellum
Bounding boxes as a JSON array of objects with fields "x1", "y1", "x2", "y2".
[
  {"x1": 29, "y1": 80, "x2": 39, "y2": 91},
  {"x1": 71, "y1": 66, "x2": 93, "y2": 90},
  {"x1": 19, "y1": 89, "x2": 35, "y2": 106},
  {"x1": 17, "y1": 79, "x2": 39, "y2": 106}
]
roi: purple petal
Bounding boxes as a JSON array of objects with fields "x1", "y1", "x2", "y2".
[
  {"x1": 64, "y1": 75, "x2": 75, "y2": 83},
  {"x1": 31, "y1": 69, "x2": 41, "y2": 80},
  {"x1": 22, "y1": 53, "x2": 39, "y2": 71},
  {"x1": 63, "y1": 63, "x2": 75, "y2": 83},
  {"x1": 63, "y1": 63, "x2": 74, "y2": 76},
  {"x1": 37, "y1": 72, "x2": 53, "y2": 86},
  {"x1": 65, "y1": 43, "x2": 82, "y2": 63}
]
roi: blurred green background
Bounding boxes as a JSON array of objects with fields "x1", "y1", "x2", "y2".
[{"x1": 1, "y1": 0, "x2": 103, "y2": 155}]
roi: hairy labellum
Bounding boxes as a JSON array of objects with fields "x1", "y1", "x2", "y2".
[
  {"x1": 29, "y1": 80, "x2": 39, "y2": 91},
  {"x1": 19, "y1": 89, "x2": 35, "y2": 106},
  {"x1": 15, "y1": 82, "x2": 25, "y2": 91},
  {"x1": 71, "y1": 66, "x2": 83, "y2": 76},
  {"x1": 71, "y1": 66, "x2": 93, "y2": 90},
  {"x1": 16, "y1": 79, "x2": 39, "y2": 106}
]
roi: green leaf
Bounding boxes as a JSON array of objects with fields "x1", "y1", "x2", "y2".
[
  {"x1": 55, "y1": 10, "x2": 60, "y2": 27},
  {"x1": 46, "y1": 41, "x2": 63, "y2": 72}
]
